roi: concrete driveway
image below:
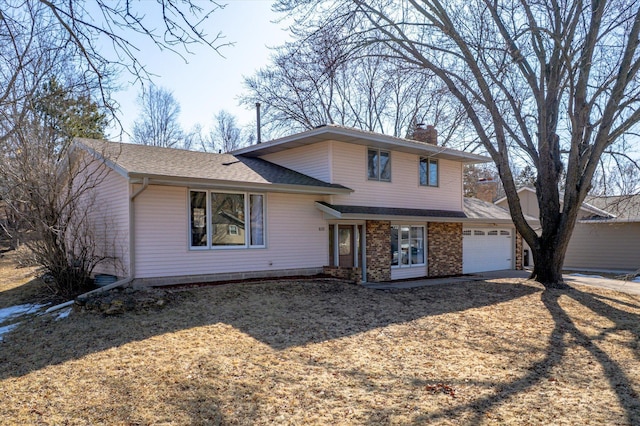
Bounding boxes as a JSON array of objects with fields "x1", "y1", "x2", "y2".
[
  {"x1": 478, "y1": 270, "x2": 640, "y2": 296},
  {"x1": 365, "y1": 270, "x2": 640, "y2": 296}
]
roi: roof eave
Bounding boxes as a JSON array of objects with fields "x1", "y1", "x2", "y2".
[
  {"x1": 129, "y1": 174, "x2": 352, "y2": 195},
  {"x1": 234, "y1": 126, "x2": 490, "y2": 164},
  {"x1": 73, "y1": 139, "x2": 130, "y2": 179}
]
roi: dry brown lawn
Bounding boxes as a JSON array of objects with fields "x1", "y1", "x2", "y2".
[{"x1": 1, "y1": 260, "x2": 639, "y2": 425}]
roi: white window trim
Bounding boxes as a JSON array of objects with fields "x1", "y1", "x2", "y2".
[
  {"x1": 188, "y1": 189, "x2": 266, "y2": 250},
  {"x1": 391, "y1": 224, "x2": 426, "y2": 269}
]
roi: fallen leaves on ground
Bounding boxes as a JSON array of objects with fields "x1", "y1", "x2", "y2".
[{"x1": 0, "y1": 275, "x2": 639, "y2": 425}]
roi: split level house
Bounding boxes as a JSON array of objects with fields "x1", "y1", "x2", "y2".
[{"x1": 73, "y1": 124, "x2": 525, "y2": 286}]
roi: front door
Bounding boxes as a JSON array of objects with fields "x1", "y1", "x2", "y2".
[{"x1": 338, "y1": 225, "x2": 354, "y2": 267}]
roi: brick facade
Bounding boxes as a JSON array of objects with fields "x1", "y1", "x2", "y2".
[
  {"x1": 365, "y1": 220, "x2": 391, "y2": 282},
  {"x1": 427, "y1": 222, "x2": 463, "y2": 276},
  {"x1": 515, "y1": 231, "x2": 523, "y2": 270},
  {"x1": 323, "y1": 266, "x2": 362, "y2": 284}
]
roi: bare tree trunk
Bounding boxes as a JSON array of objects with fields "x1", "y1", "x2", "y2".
[{"x1": 530, "y1": 238, "x2": 569, "y2": 288}]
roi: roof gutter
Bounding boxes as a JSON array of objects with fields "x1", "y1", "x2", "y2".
[{"x1": 128, "y1": 174, "x2": 353, "y2": 195}]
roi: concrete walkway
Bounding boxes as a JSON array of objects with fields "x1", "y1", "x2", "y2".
[{"x1": 364, "y1": 269, "x2": 640, "y2": 296}]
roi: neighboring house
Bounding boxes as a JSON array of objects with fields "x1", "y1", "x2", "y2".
[
  {"x1": 74, "y1": 124, "x2": 524, "y2": 286},
  {"x1": 495, "y1": 187, "x2": 640, "y2": 273}
]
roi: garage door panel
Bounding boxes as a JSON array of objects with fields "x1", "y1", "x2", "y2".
[{"x1": 463, "y1": 228, "x2": 513, "y2": 273}]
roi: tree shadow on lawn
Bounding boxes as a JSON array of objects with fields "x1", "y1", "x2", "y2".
[
  {"x1": 0, "y1": 279, "x2": 538, "y2": 381},
  {"x1": 0, "y1": 276, "x2": 58, "y2": 308},
  {"x1": 410, "y1": 285, "x2": 640, "y2": 425},
  {"x1": 2, "y1": 279, "x2": 639, "y2": 423}
]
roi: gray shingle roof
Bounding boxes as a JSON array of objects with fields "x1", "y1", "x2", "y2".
[
  {"x1": 75, "y1": 138, "x2": 351, "y2": 193},
  {"x1": 317, "y1": 201, "x2": 467, "y2": 219},
  {"x1": 463, "y1": 197, "x2": 539, "y2": 223},
  {"x1": 584, "y1": 195, "x2": 640, "y2": 221}
]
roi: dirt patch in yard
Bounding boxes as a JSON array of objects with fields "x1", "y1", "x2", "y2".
[{"x1": 1, "y1": 274, "x2": 639, "y2": 425}]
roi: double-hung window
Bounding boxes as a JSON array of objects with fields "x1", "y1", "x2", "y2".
[
  {"x1": 189, "y1": 190, "x2": 265, "y2": 249},
  {"x1": 367, "y1": 148, "x2": 391, "y2": 181},
  {"x1": 390, "y1": 225, "x2": 425, "y2": 267},
  {"x1": 419, "y1": 157, "x2": 438, "y2": 187}
]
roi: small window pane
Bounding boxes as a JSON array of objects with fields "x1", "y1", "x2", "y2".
[
  {"x1": 488, "y1": 230, "x2": 498, "y2": 236},
  {"x1": 367, "y1": 149, "x2": 379, "y2": 179},
  {"x1": 411, "y1": 226, "x2": 425, "y2": 265},
  {"x1": 339, "y1": 227, "x2": 351, "y2": 255},
  {"x1": 500, "y1": 230, "x2": 511, "y2": 236},
  {"x1": 391, "y1": 225, "x2": 399, "y2": 266},
  {"x1": 211, "y1": 192, "x2": 245, "y2": 246},
  {"x1": 474, "y1": 230, "x2": 485, "y2": 236},
  {"x1": 190, "y1": 191, "x2": 207, "y2": 247},
  {"x1": 400, "y1": 226, "x2": 410, "y2": 264},
  {"x1": 250, "y1": 194, "x2": 264, "y2": 246},
  {"x1": 379, "y1": 151, "x2": 391, "y2": 181},
  {"x1": 429, "y1": 159, "x2": 438, "y2": 186},
  {"x1": 419, "y1": 158, "x2": 428, "y2": 186}
]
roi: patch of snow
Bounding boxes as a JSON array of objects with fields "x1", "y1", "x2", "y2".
[
  {"x1": 55, "y1": 307, "x2": 72, "y2": 321},
  {"x1": 0, "y1": 303, "x2": 48, "y2": 324},
  {"x1": 0, "y1": 322, "x2": 20, "y2": 342},
  {"x1": 569, "y1": 273, "x2": 604, "y2": 279},
  {"x1": 632, "y1": 277, "x2": 640, "y2": 283}
]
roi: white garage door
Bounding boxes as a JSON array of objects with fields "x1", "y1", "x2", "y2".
[{"x1": 463, "y1": 228, "x2": 513, "y2": 273}]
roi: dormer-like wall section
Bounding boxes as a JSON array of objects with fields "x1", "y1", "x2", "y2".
[{"x1": 261, "y1": 140, "x2": 331, "y2": 182}]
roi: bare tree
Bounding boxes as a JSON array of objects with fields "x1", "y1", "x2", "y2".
[
  {"x1": 278, "y1": 0, "x2": 640, "y2": 287},
  {"x1": 0, "y1": 77, "x2": 114, "y2": 296},
  {"x1": 242, "y1": 28, "x2": 474, "y2": 147},
  {"x1": 196, "y1": 110, "x2": 252, "y2": 153},
  {"x1": 0, "y1": 0, "x2": 228, "y2": 295},
  {"x1": 132, "y1": 85, "x2": 184, "y2": 148},
  {"x1": 212, "y1": 110, "x2": 243, "y2": 152}
]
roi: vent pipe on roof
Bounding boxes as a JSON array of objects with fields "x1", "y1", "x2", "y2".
[{"x1": 256, "y1": 102, "x2": 262, "y2": 144}]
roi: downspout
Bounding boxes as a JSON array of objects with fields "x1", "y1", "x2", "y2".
[
  {"x1": 129, "y1": 177, "x2": 150, "y2": 283},
  {"x1": 45, "y1": 177, "x2": 150, "y2": 314}
]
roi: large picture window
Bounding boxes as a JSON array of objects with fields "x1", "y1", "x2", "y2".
[
  {"x1": 367, "y1": 148, "x2": 391, "y2": 181},
  {"x1": 189, "y1": 190, "x2": 266, "y2": 249},
  {"x1": 419, "y1": 157, "x2": 438, "y2": 187},
  {"x1": 391, "y1": 225, "x2": 425, "y2": 267}
]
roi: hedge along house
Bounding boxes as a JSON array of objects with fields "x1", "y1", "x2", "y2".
[{"x1": 74, "y1": 125, "x2": 512, "y2": 286}]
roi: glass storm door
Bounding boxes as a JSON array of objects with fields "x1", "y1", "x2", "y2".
[{"x1": 338, "y1": 225, "x2": 355, "y2": 267}]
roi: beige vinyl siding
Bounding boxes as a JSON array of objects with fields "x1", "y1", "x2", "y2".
[
  {"x1": 391, "y1": 265, "x2": 428, "y2": 280},
  {"x1": 133, "y1": 186, "x2": 328, "y2": 278},
  {"x1": 261, "y1": 140, "x2": 331, "y2": 182},
  {"x1": 85, "y1": 163, "x2": 130, "y2": 277},
  {"x1": 329, "y1": 142, "x2": 463, "y2": 211},
  {"x1": 564, "y1": 222, "x2": 640, "y2": 272}
]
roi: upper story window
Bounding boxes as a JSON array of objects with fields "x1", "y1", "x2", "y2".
[
  {"x1": 419, "y1": 157, "x2": 438, "y2": 187},
  {"x1": 189, "y1": 190, "x2": 265, "y2": 249},
  {"x1": 367, "y1": 148, "x2": 391, "y2": 182}
]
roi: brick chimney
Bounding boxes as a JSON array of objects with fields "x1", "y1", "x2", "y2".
[
  {"x1": 476, "y1": 178, "x2": 498, "y2": 203},
  {"x1": 412, "y1": 123, "x2": 437, "y2": 145}
]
